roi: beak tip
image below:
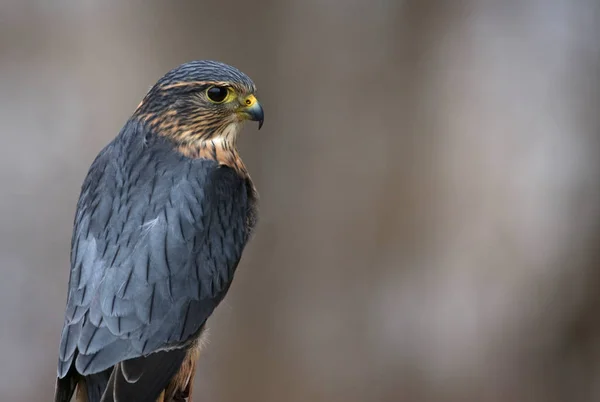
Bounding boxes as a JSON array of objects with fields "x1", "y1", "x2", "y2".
[{"x1": 258, "y1": 120, "x2": 264, "y2": 130}]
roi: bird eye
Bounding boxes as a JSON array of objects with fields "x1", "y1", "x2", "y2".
[{"x1": 206, "y1": 86, "x2": 230, "y2": 103}]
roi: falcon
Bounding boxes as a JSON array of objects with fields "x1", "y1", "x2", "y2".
[{"x1": 54, "y1": 60, "x2": 264, "y2": 402}]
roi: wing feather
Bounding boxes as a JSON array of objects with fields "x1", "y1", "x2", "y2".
[{"x1": 57, "y1": 126, "x2": 253, "y2": 382}]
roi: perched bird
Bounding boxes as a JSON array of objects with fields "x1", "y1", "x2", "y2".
[{"x1": 54, "y1": 60, "x2": 263, "y2": 402}]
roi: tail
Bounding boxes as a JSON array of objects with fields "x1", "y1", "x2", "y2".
[
  {"x1": 54, "y1": 371, "x2": 77, "y2": 402},
  {"x1": 54, "y1": 367, "x2": 111, "y2": 402},
  {"x1": 55, "y1": 346, "x2": 199, "y2": 402}
]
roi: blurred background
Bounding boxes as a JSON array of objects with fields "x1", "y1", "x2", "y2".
[{"x1": 1, "y1": 1, "x2": 599, "y2": 401}]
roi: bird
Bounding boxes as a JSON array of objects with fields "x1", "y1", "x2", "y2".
[{"x1": 54, "y1": 60, "x2": 264, "y2": 402}]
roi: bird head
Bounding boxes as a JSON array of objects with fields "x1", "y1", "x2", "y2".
[{"x1": 133, "y1": 60, "x2": 264, "y2": 146}]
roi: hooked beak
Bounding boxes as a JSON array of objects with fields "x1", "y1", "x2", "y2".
[{"x1": 240, "y1": 94, "x2": 264, "y2": 129}]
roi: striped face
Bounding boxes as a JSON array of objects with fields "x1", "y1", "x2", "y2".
[{"x1": 134, "y1": 60, "x2": 264, "y2": 150}]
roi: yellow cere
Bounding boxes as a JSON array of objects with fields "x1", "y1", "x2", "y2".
[{"x1": 243, "y1": 94, "x2": 257, "y2": 107}]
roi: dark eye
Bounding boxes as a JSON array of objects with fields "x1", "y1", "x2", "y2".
[{"x1": 206, "y1": 86, "x2": 229, "y2": 103}]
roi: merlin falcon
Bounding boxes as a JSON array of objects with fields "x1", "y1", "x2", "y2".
[{"x1": 54, "y1": 60, "x2": 263, "y2": 402}]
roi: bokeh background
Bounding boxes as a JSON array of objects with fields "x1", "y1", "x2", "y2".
[{"x1": 1, "y1": 1, "x2": 599, "y2": 401}]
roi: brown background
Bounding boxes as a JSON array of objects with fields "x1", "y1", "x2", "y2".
[{"x1": 1, "y1": 1, "x2": 599, "y2": 401}]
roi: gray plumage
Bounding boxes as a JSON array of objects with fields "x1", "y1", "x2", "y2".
[
  {"x1": 58, "y1": 119, "x2": 255, "y2": 379},
  {"x1": 55, "y1": 60, "x2": 261, "y2": 402}
]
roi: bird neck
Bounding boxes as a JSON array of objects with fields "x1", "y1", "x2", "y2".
[
  {"x1": 134, "y1": 113, "x2": 248, "y2": 175},
  {"x1": 175, "y1": 126, "x2": 248, "y2": 176}
]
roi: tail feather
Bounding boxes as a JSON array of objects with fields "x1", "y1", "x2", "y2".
[
  {"x1": 54, "y1": 373, "x2": 78, "y2": 402},
  {"x1": 101, "y1": 348, "x2": 188, "y2": 402},
  {"x1": 55, "y1": 346, "x2": 198, "y2": 402},
  {"x1": 81, "y1": 370, "x2": 112, "y2": 402}
]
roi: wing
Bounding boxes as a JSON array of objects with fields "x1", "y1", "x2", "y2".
[{"x1": 57, "y1": 128, "x2": 252, "y2": 383}]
